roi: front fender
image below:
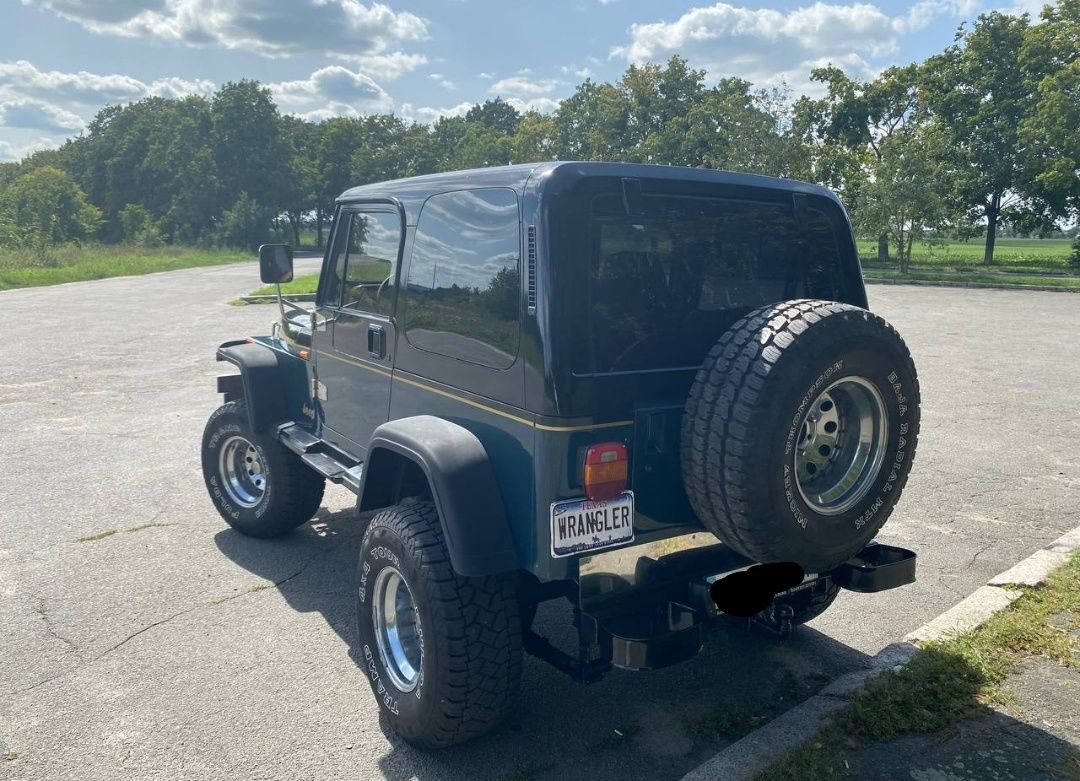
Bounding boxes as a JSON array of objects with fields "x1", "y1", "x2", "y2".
[
  {"x1": 216, "y1": 340, "x2": 291, "y2": 432},
  {"x1": 359, "y1": 415, "x2": 519, "y2": 577}
]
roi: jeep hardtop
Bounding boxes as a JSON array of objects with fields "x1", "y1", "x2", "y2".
[{"x1": 202, "y1": 161, "x2": 921, "y2": 748}]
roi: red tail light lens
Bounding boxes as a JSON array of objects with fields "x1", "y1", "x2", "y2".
[{"x1": 583, "y1": 442, "x2": 628, "y2": 501}]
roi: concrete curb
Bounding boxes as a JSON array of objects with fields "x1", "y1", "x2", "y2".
[
  {"x1": 680, "y1": 526, "x2": 1080, "y2": 781},
  {"x1": 863, "y1": 277, "x2": 1080, "y2": 293}
]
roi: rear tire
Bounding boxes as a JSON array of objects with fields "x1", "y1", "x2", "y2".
[
  {"x1": 682, "y1": 300, "x2": 920, "y2": 572},
  {"x1": 356, "y1": 500, "x2": 522, "y2": 749},
  {"x1": 201, "y1": 401, "x2": 325, "y2": 538}
]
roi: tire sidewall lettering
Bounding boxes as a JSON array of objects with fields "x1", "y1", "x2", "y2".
[
  {"x1": 771, "y1": 345, "x2": 918, "y2": 556},
  {"x1": 358, "y1": 530, "x2": 427, "y2": 716},
  {"x1": 207, "y1": 422, "x2": 272, "y2": 520}
]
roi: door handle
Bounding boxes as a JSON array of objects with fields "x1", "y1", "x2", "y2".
[{"x1": 367, "y1": 325, "x2": 386, "y2": 358}]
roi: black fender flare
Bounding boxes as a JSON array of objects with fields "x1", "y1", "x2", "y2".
[
  {"x1": 216, "y1": 340, "x2": 290, "y2": 433},
  {"x1": 358, "y1": 415, "x2": 519, "y2": 577}
]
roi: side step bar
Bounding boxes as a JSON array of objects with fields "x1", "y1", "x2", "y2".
[{"x1": 279, "y1": 423, "x2": 364, "y2": 494}]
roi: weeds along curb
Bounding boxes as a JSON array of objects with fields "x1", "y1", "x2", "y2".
[{"x1": 680, "y1": 525, "x2": 1080, "y2": 781}]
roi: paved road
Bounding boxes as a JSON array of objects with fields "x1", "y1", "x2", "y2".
[{"x1": 1, "y1": 265, "x2": 1078, "y2": 781}]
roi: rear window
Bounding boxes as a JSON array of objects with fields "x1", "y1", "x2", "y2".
[{"x1": 580, "y1": 191, "x2": 848, "y2": 374}]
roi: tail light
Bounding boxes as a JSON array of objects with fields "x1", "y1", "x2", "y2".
[{"x1": 583, "y1": 442, "x2": 628, "y2": 501}]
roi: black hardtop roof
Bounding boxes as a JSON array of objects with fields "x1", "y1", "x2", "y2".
[{"x1": 337, "y1": 161, "x2": 840, "y2": 210}]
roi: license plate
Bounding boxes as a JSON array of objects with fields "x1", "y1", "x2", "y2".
[{"x1": 550, "y1": 491, "x2": 634, "y2": 558}]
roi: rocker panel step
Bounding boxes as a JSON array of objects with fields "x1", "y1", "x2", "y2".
[{"x1": 301, "y1": 452, "x2": 347, "y2": 482}]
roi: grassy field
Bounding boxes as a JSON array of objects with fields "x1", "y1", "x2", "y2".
[
  {"x1": 246, "y1": 272, "x2": 321, "y2": 297},
  {"x1": 864, "y1": 268, "x2": 1080, "y2": 289},
  {"x1": 758, "y1": 551, "x2": 1080, "y2": 781},
  {"x1": 0, "y1": 244, "x2": 251, "y2": 291},
  {"x1": 856, "y1": 237, "x2": 1074, "y2": 272}
]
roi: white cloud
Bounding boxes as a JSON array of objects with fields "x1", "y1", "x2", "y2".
[
  {"x1": 476, "y1": 71, "x2": 494, "y2": 80},
  {"x1": 399, "y1": 101, "x2": 472, "y2": 124},
  {"x1": 612, "y1": 1, "x2": 974, "y2": 91},
  {"x1": 505, "y1": 97, "x2": 560, "y2": 114},
  {"x1": 0, "y1": 60, "x2": 212, "y2": 106},
  {"x1": 560, "y1": 64, "x2": 593, "y2": 79},
  {"x1": 489, "y1": 75, "x2": 559, "y2": 96},
  {"x1": 337, "y1": 51, "x2": 428, "y2": 81},
  {"x1": 0, "y1": 136, "x2": 59, "y2": 162},
  {"x1": 0, "y1": 99, "x2": 84, "y2": 132},
  {"x1": 25, "y1": 0, "x2": 429, "y2": 59},
  {"x1": 428, "y1": 73, "x2": 456, "y2": 90},
  {"x1": 270, "y1": 65, "x2": 393, "y2": 119}
]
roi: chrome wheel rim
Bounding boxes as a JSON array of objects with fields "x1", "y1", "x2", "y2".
[
  {"x1": 371, "y1": 566, "x2": 422, "y2": 692},
  {"x1": 794, "y1": 376, "x2": 889, "y2": 516},
  {"x1": 218, "y1": 435, "x2": 266, "y2": 508}
]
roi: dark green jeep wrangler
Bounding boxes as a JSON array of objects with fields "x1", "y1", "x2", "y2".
[{"x1": 201, "y1": 162, "x2": 920, "y2": 749}]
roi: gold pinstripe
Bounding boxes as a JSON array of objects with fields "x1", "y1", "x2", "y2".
[{"x1": 315, "y1": 349, "x2": 632, "y2": 433}]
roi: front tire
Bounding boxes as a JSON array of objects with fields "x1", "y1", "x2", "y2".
[
  {"x1": 201, "y1": 401, "x2": 325, "y2": 537},
  {"x1": 356, "y1": 500, "x2": 522, "y2": 749}
]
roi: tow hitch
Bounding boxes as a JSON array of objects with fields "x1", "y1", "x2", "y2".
[{"x1": 522, "y1": 539, "x2": 918, "y2": 680}]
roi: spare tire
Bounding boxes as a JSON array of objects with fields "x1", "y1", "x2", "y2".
[{"x1": 681, "y1": 299, "x2": 919, "y2": 573}]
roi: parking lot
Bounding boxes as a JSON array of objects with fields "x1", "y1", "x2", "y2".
[{"x1": 2, "y1": 262, "x2": 1078, "y2": 781}]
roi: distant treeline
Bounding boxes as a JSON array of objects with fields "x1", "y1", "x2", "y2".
[{"x1": 0, "y1": 1, "x2": 1077, "y2": 267}]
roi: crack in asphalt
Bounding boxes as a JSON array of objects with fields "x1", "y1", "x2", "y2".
[{"x1": 4, "y1": 543, "x2": 345, "y2": 699}]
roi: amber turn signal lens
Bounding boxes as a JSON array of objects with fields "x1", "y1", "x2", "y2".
[{"x1": 583, "y1": 442, "x2": 628, "y2": 501}]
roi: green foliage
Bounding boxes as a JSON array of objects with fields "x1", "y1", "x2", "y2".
[
  {"x1": 212, "y1": 192, "x2": 272, "y2": 251},
  {"x1": 0, "y1": 244, "x2": 246, "y2": 290},
  {"x1": 1070, "y1": 235, "x2": 1080, "y2": 274},
  {"x1": 118, "y1": 203, "x2": 162, "y2": 246},
  {"x1": 0, "y1": 166, "x2": 101, "y2": 262},
  {"x1": 2, "y1": 4, "x2": 1078, "y2": 270}
]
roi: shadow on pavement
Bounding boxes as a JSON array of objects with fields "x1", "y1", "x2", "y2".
[{"x1": 216, "y1": 511, "x2": 876, "y2": 781}]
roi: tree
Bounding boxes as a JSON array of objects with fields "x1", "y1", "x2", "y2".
[
  {"x1": 465, "y1": 99, "x2": 521, "y2": 137},
  {"x1": 118, "y1": 203, "x2": 162, "y2": 246},
  {"x1": 923, "y1": 12, "x2": 1043, "y2": 264},
  {"x1": 279, "y1": 114, "x2": 320, "y2": 246},
  {"x1": 1020, "y1": 0, "x2": 1080, "y2": 220},
  {"x1": 212, "y1": 192, "x2": 272, "y2": 250},
  {"x1": 852, "y1": 130, "x2": 955, "y2": 272},
  {"x1": 801, "y1": 64, "x2": 925, "y2": 263},
  {"x1": 211, "y1": 81, "x2": 288, "y2": 213},
  {"x1": 509, "y1": 112, "x2": 555, "y2": 163},
  {"x1": 0, "y1": 166, "x2": 101, "y2": 258}
]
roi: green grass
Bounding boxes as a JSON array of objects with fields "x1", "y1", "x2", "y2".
[
  {"x1": 246, "y1": 271, "x2": 321, "y2": 298},
  {"x1": 856, "y1": 237, "x2": 1073, "y2": 272},
  {"x1": 757, "y1": 551, "x2": 1080, "y2": 781},
  {"x1": 864, "y1": 268, "x2": 1080, "y2": 289},
  {"x1": 0, "y1": 244, "x2": 251, "y2": 291}
]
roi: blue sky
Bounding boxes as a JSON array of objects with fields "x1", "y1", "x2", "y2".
[{"x1": 0, "y1": 0, "x2": 1034, "y2": 161}]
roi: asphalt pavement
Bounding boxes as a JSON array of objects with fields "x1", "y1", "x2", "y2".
[{"x1": 1, "y1": 263, "x2": 1078, "y2": 780}]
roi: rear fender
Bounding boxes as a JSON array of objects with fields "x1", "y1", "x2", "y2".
[{"x1": 359, "y1": 415, "x2": 519, "y2": 577}]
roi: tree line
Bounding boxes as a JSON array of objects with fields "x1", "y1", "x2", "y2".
[{"x1": 0, "y1": 1, "x2": 1077, "y2": 267}]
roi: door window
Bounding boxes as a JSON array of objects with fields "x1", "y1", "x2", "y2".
[{"x1": 339, "y1": 210, "x2": 402, "y2": 316}]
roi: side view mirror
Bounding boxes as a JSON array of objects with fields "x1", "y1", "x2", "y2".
[{"x1": 259, "y1": 244, "x2": 294, "y2": 284}]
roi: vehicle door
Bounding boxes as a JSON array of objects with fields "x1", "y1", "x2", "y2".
[{"x1": 313, "y1": 203, "x2": 404, "y2": 456}]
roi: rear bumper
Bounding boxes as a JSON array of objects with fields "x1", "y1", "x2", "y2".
[{"x1": 526, "y1": 537, "x2": 916, "y2": 678}]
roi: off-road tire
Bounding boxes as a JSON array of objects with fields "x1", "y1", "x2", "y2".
[
  {"x1": 356, "y1": 500, "x2": 522, "y2": 749},
  {"x1": 682, "y1": 299, "x2": 920, "y2": 572},
  {"x1": 201, "y1": 401, "x2": 325, "y2": 537}
]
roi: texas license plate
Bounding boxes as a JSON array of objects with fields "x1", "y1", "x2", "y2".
[{"x1": 550, "y1": 491, "x2": 634, "y2": 558}]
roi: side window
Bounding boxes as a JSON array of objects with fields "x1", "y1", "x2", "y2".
[
  {"x1": 403, "y1": 188, "x2": 521, "y2": 369},
  {"x1": 340, "y1": 210, "x2": 402, "y2": 316}
]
